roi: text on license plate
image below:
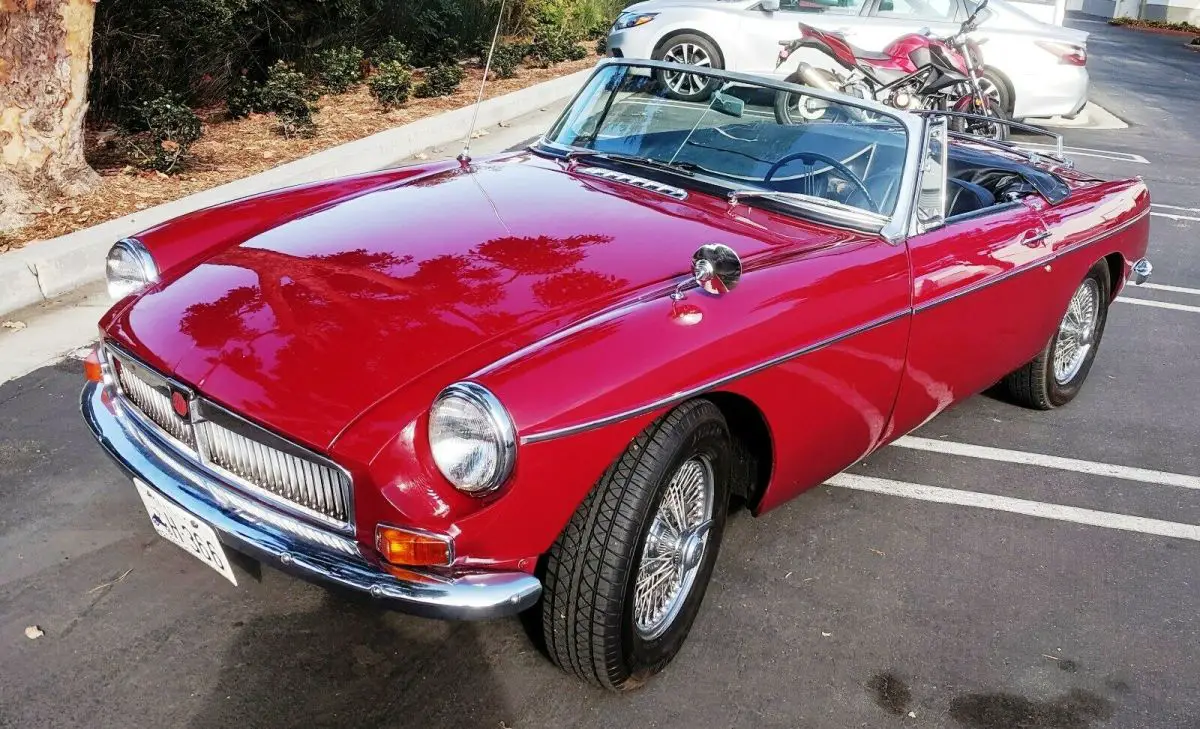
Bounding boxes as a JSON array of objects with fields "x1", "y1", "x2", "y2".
[{"x1": 134, "y1": 479, "x2": 238, "y2": 586}]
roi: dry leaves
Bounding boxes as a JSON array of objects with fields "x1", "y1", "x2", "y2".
[{"x1": 5, "y1": 53, "x2": 596, "y2": 253}]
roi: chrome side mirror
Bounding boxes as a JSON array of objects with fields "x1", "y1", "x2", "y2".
[
  {"x1": 671, "y1": 243, "x2": 742, "y2": 300},
  {"x1": 692, "y1": 243, "x2": 741, "y2": 295}
]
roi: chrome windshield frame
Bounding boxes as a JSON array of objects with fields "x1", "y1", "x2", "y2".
[{"x1": 535, "y1": 58, "x2": 924, "y2": 246}]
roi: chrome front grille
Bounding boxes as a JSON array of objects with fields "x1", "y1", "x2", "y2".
[
  {"x1": 106, "y1": 345, "x2": 353, "y2": 532},
  {"x1": 112, "y1": 354, "x2": 196, "y2": 450},
  {"x1": 196, "y1": 420, "x2": 350, "y2": 524}
]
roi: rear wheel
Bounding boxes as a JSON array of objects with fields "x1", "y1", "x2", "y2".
[
  {"x1": 1004, "y1": 261, "x2": 1111, "y2": 409},
  {"x1": 541, "y1": 399, "x2": 732, "y2": 690},
  {"x1": 774, "y1": 70, "x2": 836, "y2": 124},
  {"x1": 653, "y1": 33, "x2": 722, "y2": 102}
]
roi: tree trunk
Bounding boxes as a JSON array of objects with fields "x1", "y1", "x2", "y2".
[{"x1": 0, "y1": 0, "x2": 99, "y2": 235}]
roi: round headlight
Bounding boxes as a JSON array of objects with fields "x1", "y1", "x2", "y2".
[
  {"x1": 105, "y1": 238, "x2": 159, "y2": 300},
  {"x1": 428, "y1": 382, "x2": 516, "y2": 494}
]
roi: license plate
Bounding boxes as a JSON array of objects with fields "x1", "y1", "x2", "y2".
[{"x1": 134, "y1": 479, "x2": 237, "y2": 586}]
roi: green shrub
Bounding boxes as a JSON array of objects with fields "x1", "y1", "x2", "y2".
[
  {"x1": 529, "y1": 24, "x2": 587, "y2": 67},
  {"x1": 226, "y1": 73, "x2": 265, "y2": 118},
  {"x1": 586, "y1": 21, "x2": 611, "y2": 40},
  {"x1": 86, "y1": 0, "x2": 628, "y2": 120},
  {"x1": 369, "y1": 61, "x2": 414, "y2": 108},
  {"x1": 313, "y1": 45, "x2": 365, "y2": 93},
  {"x1": 415, "y1": 63, "x2": 465, "y2": 98},
  {"x1": 489, "y1": 43, "x2": 526, "y2": 79},
  {"x1": 595, "y1": 35, "x2": 608, "y2": 56},
  {"x1": 123, "y1": 95, "x2": 203, "y2": 173},
  {"x1": 260, "y1": 61, "x2": 319, "y2": 137},
  {"x1": 372, "y1": 36, "x2": 412, "y2": 66}
]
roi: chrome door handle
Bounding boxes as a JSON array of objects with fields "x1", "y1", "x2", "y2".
[{"x1": 1022, "y1": 230, "x2": 1051, "y2": 247}]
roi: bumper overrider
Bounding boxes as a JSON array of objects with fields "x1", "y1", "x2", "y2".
[{"x1": 80, "y1": 381, "x2": 541, "y2": 620}]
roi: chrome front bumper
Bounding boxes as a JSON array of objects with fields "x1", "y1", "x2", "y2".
[{"x1": 81, "y1": 381, "x2": 541, "y2": 620}]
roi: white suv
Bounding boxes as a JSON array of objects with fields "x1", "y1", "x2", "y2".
[{"x1": 606, "y1": 0, "x2": 1089, "y2": 120}]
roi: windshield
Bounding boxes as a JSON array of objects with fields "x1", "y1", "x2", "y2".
[{"x1": 541, "y1": 62, "x2": 910, "y2": 226}]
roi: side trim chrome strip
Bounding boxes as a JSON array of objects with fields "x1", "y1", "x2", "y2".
[
  {"x1": 520, "y1": 308, "x2": 910, "y2": 445},
  {"x1": 913, "y1": 209, "x2": 1149, "y2": 314},
  {"x1": 518, "y1": 207, "x2": 1149, "y2": 446}
]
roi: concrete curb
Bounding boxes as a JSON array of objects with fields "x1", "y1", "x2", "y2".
[
  {"x1": 1027, "y1": 101, "x2": 1128, "y2": 131},
  {"x1": 0, "y1": 67, "x2": 593, "y2": 319}
]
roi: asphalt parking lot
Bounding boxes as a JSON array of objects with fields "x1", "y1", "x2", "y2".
[{"x1": 3, "y1": 17, "x2": 1199, "y2": 729}]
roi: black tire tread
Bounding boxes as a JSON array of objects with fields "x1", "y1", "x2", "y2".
[
  {"x1": 541, "y1": 399, "x2": 723, "y2": 690},
  {"x1": 1004, "y1": 261, "x2": 1110, "y2": 410}
]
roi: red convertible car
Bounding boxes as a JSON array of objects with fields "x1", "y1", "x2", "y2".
[{"x1": 82, "y1": 59, "x2": 1151, "y2": 690}]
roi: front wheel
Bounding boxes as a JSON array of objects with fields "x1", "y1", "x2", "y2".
[
  {"x1": 1004, "y1": 261, "x2": 1112, "y2": 409},
  {"x1": 652, "y1": 34, "x2": 722, "y2": 102},
  {"x1": 540, "y1": 399, "x2": 732, "y2": 690},
  {"x1": 950, "y1": 97, "x2": 1010, "y2": 141}
]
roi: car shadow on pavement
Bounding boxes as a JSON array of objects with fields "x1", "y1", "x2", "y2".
[{"x1": 187, "y1": 593, "x2": 506, "y2": 729}]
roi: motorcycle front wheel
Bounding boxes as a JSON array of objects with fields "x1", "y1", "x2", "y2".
[{"x1": 950, "y1": 98, "x2": 1009, "y2": 142}]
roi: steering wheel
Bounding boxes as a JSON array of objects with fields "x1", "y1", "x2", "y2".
[{"x1": 764, "y1": 150, "x2": 880, "y2": 214}]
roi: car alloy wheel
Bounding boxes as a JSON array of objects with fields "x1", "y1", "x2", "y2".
[
  {"x1": 632, "y1": 455, "x2": 715, "y2": 640},
  {"x1": 1053, "y1": 277, "x2": 1101, "y2": 385},
  {"x1": 653, "y1": 34, "x2": 722, "y2": 102},
  {"x1": 661, "y1": 42, "x2": 712, "y2": 97},
  {"x1": 977, "y1": 77, "x2": 1003, "y2": 110}
]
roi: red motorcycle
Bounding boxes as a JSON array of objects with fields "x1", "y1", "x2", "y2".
[{"x1": 774, "y1": 0, "x2": 1006, "y2": 139}]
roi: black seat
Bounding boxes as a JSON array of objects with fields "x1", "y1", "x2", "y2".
[{"x1": 945, "y1": 177, "x2": 996, "y2": 218}]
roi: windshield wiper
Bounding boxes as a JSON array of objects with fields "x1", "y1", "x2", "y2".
[
  {"x1": 727, "y1": 189, "x2": 887, "y2": 222},
  {"x1": 560, "y1": 148, "x2": 701, "y2": 177}
]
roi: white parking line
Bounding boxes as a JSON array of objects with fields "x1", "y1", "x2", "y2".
[
  {"x1": 827, "y1": 473, "x2": 1200, "y2": 542},
  {"x1": 1152, "y1": 204, "x2": 1200, "y2": 212},
  {"x1": 893, "y1": 436, "x2": 1200, "y2": 491},
  {"x1": 1151, "y1": 211, "x2": 1200, "y2": 223},
  {"x1": 1132, "y1": 282, "x2": 1200, "y2": 296},
  {"x1": 1117, "y1": 297, "x2": 1200, "y2": 313},
  {"x1": 1014, "y1": 142, "x2": 1149, "y2": 164}
]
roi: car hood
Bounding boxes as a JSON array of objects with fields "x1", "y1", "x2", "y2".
[{"x1": 108, "y1": 155, "x2": 817, "y2": 450}]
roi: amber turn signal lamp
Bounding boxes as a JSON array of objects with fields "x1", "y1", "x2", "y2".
[
  {"x1": 84, "y1": 348, "x2": 105, "y2": 383},
  {"x1": 376, "y1": 525, "x2": 453, "y2": 567}
]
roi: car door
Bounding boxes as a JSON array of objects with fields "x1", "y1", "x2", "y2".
[
  {"x1": 887, "y1": 119, "x2": 1061, "y2": 438},
  {"x1": 738, "y1": 0, "x2": 873, "y2": 76},
  {"x1": 849, "y1": 0, "x2": 962, "y2": 51}
]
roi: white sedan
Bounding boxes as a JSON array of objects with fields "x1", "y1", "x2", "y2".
[{"x1": 606, "y1": 0, "x2": 1089, "y2": 120}]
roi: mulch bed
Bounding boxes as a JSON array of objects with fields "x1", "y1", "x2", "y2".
[
  {"x1": 1, "y1": 53, "x2": 598, "y2": 255},
  {"x1": 1110, "y1": 20, "x2": 1200, "y2": 36}
]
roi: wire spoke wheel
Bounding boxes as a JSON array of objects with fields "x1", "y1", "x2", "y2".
[
  {"x1": 1053, "y1": 277, "x2": 1100, "y2": 385},
  {"x1": 632, "y1": 455, "x2": 715, "y2": 641}
]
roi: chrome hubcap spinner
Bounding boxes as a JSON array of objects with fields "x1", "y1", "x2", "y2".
[
  {"x1": 633, "y1": 456, "x2": 715, "y2": 640},
  {"x1": 1053, "y1": 278, "x2": 1100, "y2": 385}
]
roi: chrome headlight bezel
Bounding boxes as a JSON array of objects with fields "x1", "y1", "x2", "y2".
[
  {"x1": 428, "y1": 382, "x2": 517, "y2": 495},
  {"x1": 613, "y1": 12, "x2": 658, "y2": 30},
  {"x1": 105, "y1": 238, "x2": 159, "y2": 300}
]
